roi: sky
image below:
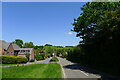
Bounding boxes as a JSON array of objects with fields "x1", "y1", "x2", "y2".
[{"x1": 2, "y1": 2, "x2": 86, "y2": 46}]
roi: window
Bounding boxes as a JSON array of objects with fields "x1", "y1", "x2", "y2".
[
  {"x1": 20, "y1": 50, "x2": 24, "y2": 53},
  {"x1": 26, "y1": 50, "x2": 30, "y2": 52}
]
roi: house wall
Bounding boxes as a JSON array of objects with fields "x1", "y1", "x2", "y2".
[
  {"x1": 0, "y1": 47, "x2": 4, "y2": 55},
  {"x1": 18, "y1": 49, "x2": 34, "y2": 60},
  {"x1": 18, "y1": 54, "x2": 26, "y2": 57},
  {"x1": 30, "y1": 49, "x2": 34, "y2": 59},
  {"x1": 6, "y1": 43, "x2": 14, "y2": 56}
]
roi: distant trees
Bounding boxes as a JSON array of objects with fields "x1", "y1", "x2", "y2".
[
  {"x1": 70, "y1": 2, "x2": 120, "y2": 76},
  {"x1": 45, "y1": 44, "x2": 52, "y2": 46},
  {"x1": 33, "y1": 44, "x2": 74, "y2": 58},
  {"x1": 12, "y1": 39, "x2": 74, "y2": 59}
]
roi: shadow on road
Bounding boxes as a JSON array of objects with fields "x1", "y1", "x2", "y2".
[{"x1": 63, "y1": 63, "x2": 119, "y2": 80}]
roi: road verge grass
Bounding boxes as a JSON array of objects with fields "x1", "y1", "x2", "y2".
[
  {"x1": 2, "y1": 63, "x2": 62, "y2": 78},
  {"x1": 49, "y1": 57, "x2": 59, "y2": 62}
]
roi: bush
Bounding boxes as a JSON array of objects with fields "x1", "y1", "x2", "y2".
[
  {"x1": 35, "y1": 55, "x2": 44, "y2": 61},
  {"x1": 49, "y1": 57, "x2": 59, "y2": 62},
  {"x1": 25, "y1": 53, "x2": 30, "y2": 61},
  {"x1": 1, "y1": 55, "x2": 28, "y2": 64},
  {"x1": 15, "y1": 56, "x2": 28, "y2": 63},
  {"x1": 61, "y1": 53, "x2": 67, "y2": 58},
  {"x1": 29, "y1": 59, "x2": 35, "y2": 62}
]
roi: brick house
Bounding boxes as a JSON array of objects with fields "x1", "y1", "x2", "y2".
[{"x1": 0, "y1": 40, "x2": 34, "y2": 60}]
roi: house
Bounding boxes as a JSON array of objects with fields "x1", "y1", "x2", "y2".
[{"x1": 0, "y1": 40, "x2": 34, "y2": 60}]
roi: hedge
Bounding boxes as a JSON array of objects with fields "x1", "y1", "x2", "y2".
[
  {"x1": 1, "y1": 55, "x2": 28, "y2": 64},
  {"x1": 29, "y1": 59, "x2": 35, "y2": 62},
  {"x1": 35, "y1": 55, "x2": 44, "y2": 61}
]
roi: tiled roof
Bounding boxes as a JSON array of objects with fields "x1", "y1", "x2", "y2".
[
  {"x1": 12, "y1": 44, "x2": 20, "y2": 50},
  {"x1": 0, "y1": 40, "x2": 20, "y2": 50},
  {"x1": 0, "y1": 40, "x2": 10, "y2": 50}
]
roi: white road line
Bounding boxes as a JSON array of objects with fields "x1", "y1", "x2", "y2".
[
  {"x1": 59, "y1": 59, "x2": 67, "y2": 78},
  {"x1": 61, "y1": 64, "x2": 67, "y2": 78},
  {"x1": 80, "y1": 70, "x2": 89, "y2": 76}
]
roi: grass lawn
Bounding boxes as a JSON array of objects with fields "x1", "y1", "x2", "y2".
[
  {"x1": 2, "y1": 63, "x2": 62, "y2": 78},
  {"x1": 49, "y1": 57, "x2": 59, "y2": 62}
]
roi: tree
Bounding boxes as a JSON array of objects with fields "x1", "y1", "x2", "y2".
[
  {"x1": 25, "y1": 53, "x2": 30, "y2": 61},
  {"x1": 71, "y1": 2, "x2": 120, "y2": 76},
  {"x1": 23, "y1": 42, "x2": 34, "y2": 48},
  {"x1": 12, "y1": 39, "x2": 23, "y2": 48},
  {"x1": 43, "y1": 46, "x2": 54, "y2": 56},
  {"x1": 45, "y1": 44, "x2": 52, "y2": 46},
  {"x1": 72, "y1": 2, "x2": 120, "y2": 44},
  {"x1": 34, "y1": 45, "x2": 43, "y2": 50}
]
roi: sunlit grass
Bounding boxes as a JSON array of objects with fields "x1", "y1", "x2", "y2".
[{"x1": 2, "y1": 63, "x2": 62, "y2": 78}]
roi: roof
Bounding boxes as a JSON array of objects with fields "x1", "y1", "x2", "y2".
[
  {"x1": 0, "y1": 40, "x2": 20, "y2": 50},
  {"x1": 0, "y1": 40, "x2": 10, "y2": 50},
  {"x1": 12, "y1": 44, "x2": 20, "y2": 50}
]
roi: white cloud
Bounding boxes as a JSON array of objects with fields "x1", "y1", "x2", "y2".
[{"x1": 67, "y1": 32, "x2": 73, "y2": 35}]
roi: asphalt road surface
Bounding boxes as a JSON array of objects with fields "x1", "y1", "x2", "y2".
[
  {"x1": 57, "y1": 57, "x2": 102, "y2": 79},
  {"x1": 35, "y1": 57, "x2": 52, "y2": 64}
]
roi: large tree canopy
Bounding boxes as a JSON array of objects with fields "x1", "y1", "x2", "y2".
[
  {"x1": 72, "y1": 2, "x2": 120, "y2": 44},
  {"x1": 70, "y1": 2, "x2": 120, "y2": 76}
]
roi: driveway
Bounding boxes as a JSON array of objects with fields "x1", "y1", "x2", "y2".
[{"x1": 57, "y1": 57, "x2": 115, "y2": 80}]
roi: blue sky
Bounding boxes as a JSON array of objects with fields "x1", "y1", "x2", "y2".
[{"x1": 2, "y1": 2, "x2": 86, "y2": 46}]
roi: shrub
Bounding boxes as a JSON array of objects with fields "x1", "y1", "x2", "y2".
[
  {"x1": 15, "y1": 56, "x2": 28, "y2": 63},
  {"x1": 1, "y1": 55, "x2": 28, "y2": 64},
  {"x1": 29, "y1": 59, "x2": 35, "y2": 62},
  {"x1": 25, "y1": 53, "x2": 30, "y2": 61},
  {"x1": 61, "y1": 53, "x2": 67, "y2": 58},
  {"x1": 35, "y1": 55, "x2": 44, "y2": 61},
  {"x1": 49, "y1": 57, "x2": 59, "y2": 62}
]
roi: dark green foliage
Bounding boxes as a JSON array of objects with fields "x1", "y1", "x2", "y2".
[
  {"x1": 44, "y1": 53, "x2": 51, "y2": 58},
  {"x1": 12, "y1": 39, "x2": 23, "y2": 48},
  {"x1": 25, "y1": 53, "x2": 30, "y2": 61},
  {"x1": 1, "y1": 55, "x2": 28, "y2": 64},
  {"x1": 71, "y1": 2, "x2": 120, "y2": 76},
  {"x1": 45, "y1": 44, "x2": 52, "y2": 46},
  {"x1": 49, "y1": 57, "x2": 59, "y2": 62},
  {"x1": 23, "y1": 42, "x2": 34, "y2": 48},
  {"x1": 35, "y1": 56, "x2": 44, "y2": 61},
  {"x1": 34, "y1": 45, "x2": 43, "y2": 50},
  {"x1": 61, "y1": 53, "x2": 67, "y2": 58},
  {"x1": 67, "y1": 46, "x2": 82, "y2": 63},
  {"x1": 29, "y1": 59, "x2": 35, "y2": 62}
]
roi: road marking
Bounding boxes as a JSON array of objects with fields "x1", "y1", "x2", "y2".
[
  {"x1": 80, "y1": 70, "x2": 89, "y2": 76},
  {"x1": 59, "y1": 59, "x2": 67, "y2": 78}
]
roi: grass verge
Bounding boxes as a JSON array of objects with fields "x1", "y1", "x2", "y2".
[
  {"x1": 49, "y1": 57, "x2": 59, "y2": 62},
  {"x1": 2, "y1": 63, "x2": 62, "y2": 78}
]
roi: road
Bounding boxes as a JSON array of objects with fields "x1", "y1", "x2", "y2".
[
  {"x1": 35, "y1": 57, "x2": 52, "y2": 64},
  {"x1": 58, "y1": 57, "x2": 101, "y2": 79}
]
